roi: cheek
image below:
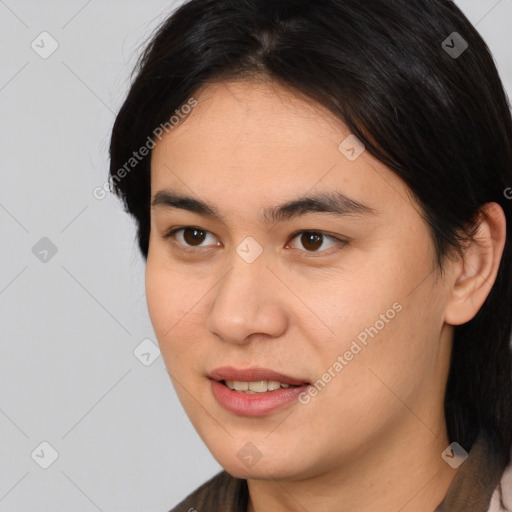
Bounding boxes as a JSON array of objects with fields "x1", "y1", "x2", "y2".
[
  {"x1": 145, "y1": 260, "x2": 174, "y2": 337},
  {"x1": 319, "y1": 287, "x2": 441, "y2": 428},
  {"x1": 144, "y1": 257, "x2": 209, "y2": 366},
  {"x1": 298, "y1": 243, "x2": 439, "y2": 405},
  {"x1": 145, "y1": 257, "x2": 186, "y2": 346},
  {"x1": 290, "y1": 255, "x2": 405, "y2": 353}
]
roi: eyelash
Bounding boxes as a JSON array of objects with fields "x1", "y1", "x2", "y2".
[{"x1": 162, "y1": 226, "x2": 348, "y2": 257}]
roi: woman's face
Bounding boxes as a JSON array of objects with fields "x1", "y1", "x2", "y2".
[{"x1": 146, "y1": 79, "x2": 455, "y2": 479}]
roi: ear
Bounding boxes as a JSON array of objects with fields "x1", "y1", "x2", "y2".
[{"x1": 444, "y1": 202, "x2": 507, "y2": 326}]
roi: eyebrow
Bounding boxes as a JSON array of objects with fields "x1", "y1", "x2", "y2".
[{"x1": 151, "y1": 188, "x2": 378, "y2": 224}]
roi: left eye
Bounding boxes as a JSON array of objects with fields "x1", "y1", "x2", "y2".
[{"x1": 286, "y1": 231, "x2": 342, "y2": 252}]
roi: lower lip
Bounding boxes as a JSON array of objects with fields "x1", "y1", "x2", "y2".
[{"x1": 210, "y1": 379, "x2": 309, "y2": 416}]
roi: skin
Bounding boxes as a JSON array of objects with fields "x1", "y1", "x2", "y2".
[{"x1": 145, "y1": 78, "x2": 507, "y2": 512}]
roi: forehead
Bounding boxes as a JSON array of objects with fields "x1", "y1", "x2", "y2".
[
  {"x1": 157, "y1": 79, "x2": 345, "y2": 152},
  {"x1": 149, "y1": 79, "x2": 417, "y2": 221}
]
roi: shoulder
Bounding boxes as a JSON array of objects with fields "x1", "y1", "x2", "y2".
[
  {"x1": 488, "y1": 459, "x2": 512, "y2": 512},
  {"x1": 168, "y1": 469, "x2": 248, "y2": 512}
]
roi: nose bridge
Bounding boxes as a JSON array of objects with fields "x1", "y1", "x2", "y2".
[{"x1": 206, "y1": 250, "x2": 287, "y2": 344}]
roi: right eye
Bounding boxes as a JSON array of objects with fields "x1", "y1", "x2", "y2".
[{"x1": 164, "y1": 226, "x2": 222, "y2": 252}]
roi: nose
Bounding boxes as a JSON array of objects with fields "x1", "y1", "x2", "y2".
[{"x1": 206, "y1": 254, "x2": 289, "y2": 345}]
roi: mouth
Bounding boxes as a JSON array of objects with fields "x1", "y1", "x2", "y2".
[
  {"x1": 218, "y1": 379, "x2": 304, "y2": 393},
  {"x1": 208, "y1": 366, "x2": 311, "y2": 412},
  {"x1": 209, "y1": 366, "x2": 310, "y2": 392}
]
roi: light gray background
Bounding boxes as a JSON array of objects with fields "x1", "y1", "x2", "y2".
[{"x1": 0, "y1": 1, "x2": 511, "y2": 510}]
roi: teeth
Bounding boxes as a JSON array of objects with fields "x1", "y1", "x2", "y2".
[
  {"x1": 248, "y1": 380, "x2": 267, "y2": 392},
  {"x1": 224, "y1": 380, "x2": 298, "y2": 392},
  {"x1": 266, "y1": 381, "x2": 281, "y2": 391},
  {"x1": 233, "y1": 381, "x2": 248, "y2": 391}
]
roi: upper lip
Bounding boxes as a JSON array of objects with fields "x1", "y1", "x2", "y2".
[{"x1": 209, "y1": 366, "x2": 310, "y2": 385}]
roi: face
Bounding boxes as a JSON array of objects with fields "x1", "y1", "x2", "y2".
[{"x1": 146, "y1": 79, "x2": 454, "y2": 480}]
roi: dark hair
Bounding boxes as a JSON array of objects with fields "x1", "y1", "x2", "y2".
[{"x1": 109, "y1": 0, "x2": 512, "y2": 472}]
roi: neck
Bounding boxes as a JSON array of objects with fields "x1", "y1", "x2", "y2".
[{"x1": 246, "y1": 419, "x2": 458, "y2": 512}]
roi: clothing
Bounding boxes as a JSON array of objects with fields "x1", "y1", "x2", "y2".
[{"x1": 169, "y1": 433, "x2": 512, "y2": 512}]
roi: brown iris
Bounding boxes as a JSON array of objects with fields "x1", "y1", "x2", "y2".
[
  {"x1": 183, "y1": 228, "x2": 207, "y2": 246},
  {"x1": 300, "y1": 232, "x2": 324, "y2": 252}
]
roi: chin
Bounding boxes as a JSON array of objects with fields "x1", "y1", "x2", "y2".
[{"x1": 217, "y1": 452, "x2": 311, "y2": 481}]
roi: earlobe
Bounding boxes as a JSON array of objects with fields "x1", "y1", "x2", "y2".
[{"x1": 444, "y1": 202, "x2": 507, "y2": 326}]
